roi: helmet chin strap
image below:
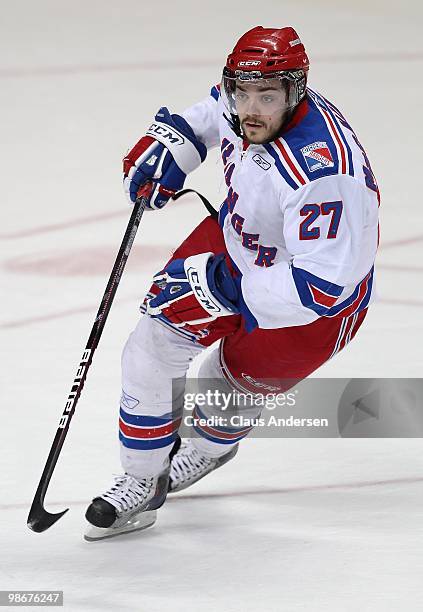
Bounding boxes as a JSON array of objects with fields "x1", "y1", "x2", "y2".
[{"x1": 224, "y1": 112, "x2": 242, "y2": 138}]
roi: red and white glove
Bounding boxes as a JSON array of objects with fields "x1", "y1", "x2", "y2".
[
  {"x1": 123, "y1": 107, "x2": 207, "y2": 210},
  {"x1": 146, "y1": 253, "x2": 239, "y2": 332}
]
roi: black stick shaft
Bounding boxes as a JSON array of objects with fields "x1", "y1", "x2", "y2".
[{"x1": 28, "y1": 187, "x2": 150, "y2": 532}]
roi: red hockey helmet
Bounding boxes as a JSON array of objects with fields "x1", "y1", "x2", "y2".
[{"x1": 222, "y1": 26, "x2": 309, "y2": 117}]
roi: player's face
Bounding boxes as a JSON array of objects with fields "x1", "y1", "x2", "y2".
[{"x1": 235, "y1": 80, "x2": 288, "y2": 144}]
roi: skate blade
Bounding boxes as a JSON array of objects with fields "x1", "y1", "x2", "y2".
[{"x1": 84, "y1": 509, "x2": 157, "y2": 542}]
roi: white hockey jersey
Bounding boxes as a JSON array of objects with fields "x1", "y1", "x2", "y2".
[{"x1": 183, "y1": 85, "x2": 379, "y2": 331}]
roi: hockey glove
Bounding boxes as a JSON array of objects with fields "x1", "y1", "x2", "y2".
[
  {"x1": 146, "y1": 253, "x2": 239, "y2": 332},
  {"x1": 123, "y1": 107, "x2": 207, "y2": 210}
]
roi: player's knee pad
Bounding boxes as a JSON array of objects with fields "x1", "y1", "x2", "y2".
[{"x1": 121, "y1": 315, "x2": 202, "y2": 415}]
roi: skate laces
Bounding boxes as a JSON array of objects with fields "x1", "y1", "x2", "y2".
[
  {"x1": 102, "y1": 474, "x2": 154, "y2": 513},
  {"x1": 170, "y1": 441, "x2": 212, "y2": 484}
]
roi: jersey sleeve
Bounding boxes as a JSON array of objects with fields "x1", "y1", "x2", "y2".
[
  {"x1": 181, "y1": 85, "x2": 221, "y2": 150},
  {"x1": 239, "y1": 174, "x2": 379, "y2": 329}
]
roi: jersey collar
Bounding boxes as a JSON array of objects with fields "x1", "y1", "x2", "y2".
[{"x1": 281, "y1": 97, "x2": 309, "y2": 134}]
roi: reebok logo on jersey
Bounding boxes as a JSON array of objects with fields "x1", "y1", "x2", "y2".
[
  {"x1": 252, "y1": 154, "x2": 271, "y2": 171},
  {"x1": 301, "y1": 141, "x2": 334, "y2": 172},
  {"x1": 120, "y1": 390, "x2": 139, "y2": 410}
]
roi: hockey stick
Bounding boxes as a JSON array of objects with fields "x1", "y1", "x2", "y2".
[{"x1": 27, "y1": 183, "x2": 153, "y2": 533}]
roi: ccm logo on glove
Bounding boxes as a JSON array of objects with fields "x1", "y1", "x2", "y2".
[
  {"x1": 123, "y1": 107, "x2": 207, "y2": 210},
  {"x1": 186, "y1": 267, "x2": 226, "y2": 315},
  {"x1": 146, "y1": 252, "x2": 239, "y2": 333},
  {"x1": 147, "y1": 123, "x2": 185, "y2": 146}
]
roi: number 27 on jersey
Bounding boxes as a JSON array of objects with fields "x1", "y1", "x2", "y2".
[{"x1": 299, "y1": 200, "x2": 343, "y2": 240}]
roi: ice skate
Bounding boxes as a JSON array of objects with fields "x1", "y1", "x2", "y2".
[
  {"x1": 168, "y1": 439, "x2": 238, "y2": 493},
  {"x1": 84, "y1": 470, "x2": 169, "y2": 541}
]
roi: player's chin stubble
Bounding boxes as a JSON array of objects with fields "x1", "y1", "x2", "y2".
[
  {"x1": 241, "y1": 116, "x2": 284, "y2": 145},
  {"x1": 242, "y1": 119, "x2": 267, "y2": 144}
]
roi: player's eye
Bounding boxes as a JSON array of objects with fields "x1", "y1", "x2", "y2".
[
  {"x1": 261, "y1": 95, "x2": 274, "y2": 103},
  {"x1": 235, "y1": 92, "x2": 247, "y2": 102}
]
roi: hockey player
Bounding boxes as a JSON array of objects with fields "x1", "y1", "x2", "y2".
[{"x1": 85, "y1": 26, "x2": 379, "y2": 540}]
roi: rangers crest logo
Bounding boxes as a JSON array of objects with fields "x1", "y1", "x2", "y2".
[{"x1": 301, "y1": 141, "x2": 334, "y2": 172}]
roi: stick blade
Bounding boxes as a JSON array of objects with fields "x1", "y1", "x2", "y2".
[{"x1": 27, "y1": 501, "x2": 69, "y2": 533}]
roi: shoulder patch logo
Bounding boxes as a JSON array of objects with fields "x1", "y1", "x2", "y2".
[
  {"x1": 301, "y1": 141, "x2": 334, "y2": 172},
  {"x1": 252, "y1": 154, "x2": 271, "y2": 171}
]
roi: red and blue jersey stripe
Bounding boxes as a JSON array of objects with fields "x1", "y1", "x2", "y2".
[
  {"x1": 291, "y1": 265, "x2": 373, "y2": 318},
  {"x1": 119, "y1": 407, "x2": 180, "y2": 450},
  {"x1": 264, "y1": 140, "x2": 308, "y2": 191},
  {"x1": 210, "y1": 84, "x2": 221, "y2": 102},
  {"x1": 265, "y1": 89, "x2": 355, "y2": 189},
  {"x1": 192, "y1": 404, "x2": 252, "y2": 445},
  {"x1": 291, "y1": 266, "x2": 344, "y2": 315},
  {"x1": 324, "y1": 267, "x2": 373, "y2": 317},
  {"x1": 307, "y1": 89, "x2": 354, "y2": 179}
]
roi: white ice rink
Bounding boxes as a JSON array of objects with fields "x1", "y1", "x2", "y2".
[{"x1": 1, "y1": 1, "x2": 423, "y2": 610}]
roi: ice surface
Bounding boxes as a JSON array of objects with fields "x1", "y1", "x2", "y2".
[{"x1": 1, "y1": 1, "x2": 423, "y2": 610}]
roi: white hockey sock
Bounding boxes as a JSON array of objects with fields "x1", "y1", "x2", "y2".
[
  {"x1": 120, "y1": 316, "x2": 204, "y2": 479},
  {"x1": 190, "y1": 436, "x2": 236, "y2": 459},
  {"x1": 120, "y1": 444, "x2": 172, "y2": 479}
]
